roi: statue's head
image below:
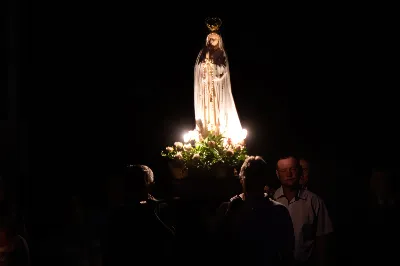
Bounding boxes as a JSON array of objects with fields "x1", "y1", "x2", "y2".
[{"x1": 206, "y1": 33, "x2": 220, "y2": 48}]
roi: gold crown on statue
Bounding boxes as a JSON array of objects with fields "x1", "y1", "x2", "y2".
[{"x1": 205, "y1": 17, "x2": 222, "y2": 32}]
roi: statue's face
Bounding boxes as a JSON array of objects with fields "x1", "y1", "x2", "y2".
[{"x1": 207, "y1": 33, "x2": 220, "y2": 47}]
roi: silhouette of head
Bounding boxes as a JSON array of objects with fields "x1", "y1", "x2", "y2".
[
  {"x1": 240, "y1": 156, "x2": 270, "y2": 194},
  {"x1": 122, "y1": 164, "x2": 155, "y2": 202}
]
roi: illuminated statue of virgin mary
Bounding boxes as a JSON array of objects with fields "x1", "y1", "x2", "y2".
[{"x1": 193, "y1": 18, "x2": 246, "y2": 143}]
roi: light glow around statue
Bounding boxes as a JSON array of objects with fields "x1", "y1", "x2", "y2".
[
  {"x1": 183, "y1": 128, "x2": 247, "y2": 145},
  {"x1": 186, "y1": 17, "x2": 247, "y2": 145},
  {"x1": 161, "y1": 18, "x2": 249, "y2": 173}
]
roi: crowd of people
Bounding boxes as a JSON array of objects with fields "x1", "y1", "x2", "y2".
[{"x1": 0, "y1": 153, "x2": 398, "y2": 266}]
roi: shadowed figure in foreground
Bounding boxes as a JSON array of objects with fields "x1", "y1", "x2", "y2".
[
  {"x1": 214, "y1": 156, "x2": 295, "y2": 266},
  {"x1": 102, "y1": 164, "x2": 175, "y2": 266}
]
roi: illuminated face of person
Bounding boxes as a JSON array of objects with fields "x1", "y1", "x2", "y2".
[{"x1": 276, "y1": 157, "x2": 301, "y2": 188}]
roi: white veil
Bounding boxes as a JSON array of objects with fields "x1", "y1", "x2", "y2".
[{"x1": 194, "y1": 33, "x2": 245, "y2": 143}]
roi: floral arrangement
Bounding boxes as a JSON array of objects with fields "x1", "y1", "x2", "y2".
[{"x1": 161, "y1": 130, "x2": 248, "y2": 171}]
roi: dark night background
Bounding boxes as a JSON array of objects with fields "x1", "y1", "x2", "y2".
[{"x1": 4, "y1": 1, "x2": 398, "y2": 263}]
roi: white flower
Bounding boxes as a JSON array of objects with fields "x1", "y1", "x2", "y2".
[
  {"x1": 174, "y1": 142, "x2": 183, "y2": 150},
  {"x1": 183, "y1": 143, "x2": 192, "y2": 151},
  {"x1": 166, "y1": 146, "x2": 174, "y2": 152},
  {"x1": 175, "y1": 152, "x2": 183, "y2": 160},
  {"x1": 234, "y1": 144, "x2": 242, "y2": 151},
  {"x1": 192, "y1": 153, "x2": 200, "y2": 160}
]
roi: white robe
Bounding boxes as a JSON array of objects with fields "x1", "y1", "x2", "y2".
[{"x1": 194, "y1": 35, "x2": 244, "y2": 142}]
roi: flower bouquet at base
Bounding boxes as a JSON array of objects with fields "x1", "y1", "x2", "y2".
[{"x1": 161, "y1": 130, "x2": 248, "y2": 179}]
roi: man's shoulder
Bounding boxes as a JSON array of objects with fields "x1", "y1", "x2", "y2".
[
  {"x1": 301, "y1": 189, "x2": 324, "y2": 203},
  {"x1": 223, "y1": 195, "x2": 243, "y2": 207},
  {"x1": 268, "y1": 198, "x2": 291, "y2": 215},
  {"x1": 300, "y1": 189, "x2": 330, "y2": 214},
  {"x1": 217, "y1": 195, "x2": 244, "y2": 214},
  {"x1": 269, "y1": 198, "x2": 286, "y2": 208},
  {"x1": 229, "y1": 194, "x2": 243, "y2": 202}
]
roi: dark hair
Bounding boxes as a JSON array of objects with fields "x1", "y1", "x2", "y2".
[
  {"x1": 122, "y1": 164, "x2": 154, "y2": 190},
  {"x1": 275, "y1": 153, "x2": 301, "y2": 169},
  {"x1": 240, "y1": 156, "x2": 267, "y2": 178},
  {"x1": 240, "y1": 156, "x2": 271, "y2": 191}
]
